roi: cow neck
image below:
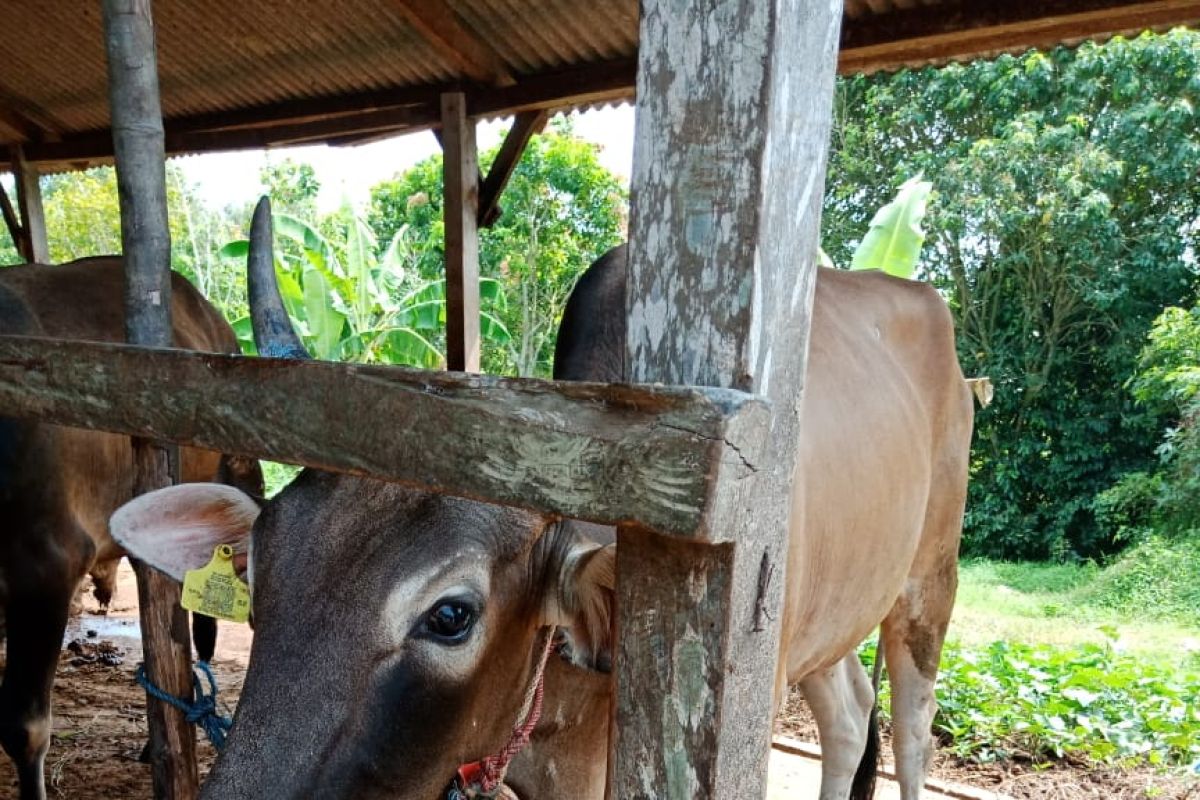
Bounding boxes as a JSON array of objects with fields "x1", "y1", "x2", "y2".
[{"x1": 448, "y1": 628, "x2": 556, "y2": 799}]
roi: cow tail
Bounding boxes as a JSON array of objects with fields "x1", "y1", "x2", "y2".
[
  {"x1": 192, "y1": 612, "x2": 218, "y2": 663},
  {"x1": 850, "y1": 703, "x2": 880, "y2": 800},
  {"x1": 850, "y1": 636, "x2": 883, "y2": 800}
]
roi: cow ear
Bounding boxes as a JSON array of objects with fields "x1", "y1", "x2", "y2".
[
  {"x1": 559, "y1": 543, "x2": 616, "y2": 670},
  {"x1": 110, "y1": 483, "x2": 259, "y2": 583}
]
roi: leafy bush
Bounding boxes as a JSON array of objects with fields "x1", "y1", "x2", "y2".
[
  {"x1": 874, "y1": 639, "x2": 1200, "y2": 767},
  {"x1": 1125, "y1": 305, "x2": 1200, "y2": 536},
  {"x1": 221, "y1": 212, "x2": 508, "y2": 366},
  {"x1": 1071, "y1": 536, "x2": 1200, "y2": 623},
  {"x1": 1094, "y1": 470, "x2": 1164, "y2": 546}
]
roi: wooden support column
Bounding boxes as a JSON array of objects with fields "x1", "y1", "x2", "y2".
[
  {"x1": 441, "y1": 92, "x2": 481, "y2": 373},
  {"x1": 611, "y1": 1, "x2": 843, "y2": 798},
  {"x1": 0, "y1": 181, "x2": 22, "y2": 253},
  {"x1": 101, "y1": 2, "x2": 198, "y2": 798},
  {"x1": 478, "y1": 109, "x2": 549, "y2": 227},
  {"x1": 10, "y1": 145, "x2": 48, "y2": 263}
]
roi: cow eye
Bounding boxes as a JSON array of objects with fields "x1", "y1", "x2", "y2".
[{"x1": 423, "y1": 600, "x2": 475, "y2": 643}]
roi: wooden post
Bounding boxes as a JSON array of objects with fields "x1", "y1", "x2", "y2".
[
  {"x1": 441, "y1": 92, "x2": 481, "y2": 373},
  {"x1": 611, "y1": 1, "x2": 843, "y2": 798},
  {"x1": 10, "y1": 145, "x2": 48, "y2": 263},
  {"x1": 478, "y1": 109, "x2": 549, "y2": 227},
  {"x1": 0, "y1": 181, "x2": 23, "y2": 254},
  {"x1": 101, "y1": 1, "x2": 198, "y2": 798}
]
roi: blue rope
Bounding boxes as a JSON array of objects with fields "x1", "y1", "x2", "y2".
[{"x1": 135, "y1": 660, "x2": 233, "y2": 750}]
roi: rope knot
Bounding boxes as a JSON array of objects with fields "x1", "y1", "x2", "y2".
[{"x1": 135, "y1": 660, "x2": 233, "y2": 750}]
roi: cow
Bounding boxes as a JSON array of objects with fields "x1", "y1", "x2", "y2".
[
  {"x1": 0, "y1": 256, "x2": 262, "y2": 800},
  {"x1": 111, "y1": 200, "x2": 971, "y2": 800}
]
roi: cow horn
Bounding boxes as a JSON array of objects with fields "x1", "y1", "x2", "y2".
[{"x1": 247, "y1": 196, "x2": 310, "y2": 359}]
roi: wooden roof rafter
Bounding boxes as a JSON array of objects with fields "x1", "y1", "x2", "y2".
[
  {"x1": 4, "y1": 58, "x2": 636, "y2": 173},
  {"x1": 841, "y1": 0, "x2": 1200, "y2": 72},
  {"x1": 392, "y1": 0, "x2": 516, "y2": 87},
  {"x1": 0, "y1": 1, "x2": 1197, "y2": 174}
]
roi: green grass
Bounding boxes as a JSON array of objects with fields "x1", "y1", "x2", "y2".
[{"x1": 951, "y1": 542, "x2": 1200, "y2": 667}]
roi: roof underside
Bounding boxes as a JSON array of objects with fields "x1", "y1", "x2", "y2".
[{"x1": 1, "y1": 0, "x2": 1197, "y2": 173}]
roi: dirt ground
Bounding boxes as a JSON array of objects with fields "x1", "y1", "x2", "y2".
[
  {"x1": 0, "y1": 563, "x2": 252, "y2": 799},
  {"x1": 2, "y1": 561, "x2": 1197, "y2": 799}
]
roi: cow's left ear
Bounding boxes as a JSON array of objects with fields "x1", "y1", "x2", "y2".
[
  {"x1": 110, "y1": 483, "x2": 259, "y2": 583},
  {"x1": 548, "y1": 541, "x2": 615, "y2": 669}
]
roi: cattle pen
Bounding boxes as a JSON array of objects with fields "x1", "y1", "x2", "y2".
[{"x1": 2, "y1": 2, "x2": 1199, "y2": 799}]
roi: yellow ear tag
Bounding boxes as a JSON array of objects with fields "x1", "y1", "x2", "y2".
[{"x1": 181, "y1": 544, "x2": 251, "y2": 623}]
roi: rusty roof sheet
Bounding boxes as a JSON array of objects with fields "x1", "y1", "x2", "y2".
[{"x1": 0, "y1": 0, "x2": 1196, "y2": 171}]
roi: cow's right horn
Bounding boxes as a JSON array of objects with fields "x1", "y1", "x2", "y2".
[{"x1": 247, "y1": 196, "x2": 310, "y2": 359}]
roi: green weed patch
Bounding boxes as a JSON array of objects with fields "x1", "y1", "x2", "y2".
[{"x1": 892, "y1": 640, "x2": 1200, "y2": 768}]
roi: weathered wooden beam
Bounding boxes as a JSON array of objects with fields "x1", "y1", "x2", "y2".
[
  {"x1": 478, "y1": 109, "x2": 549, "y2": 228},
  {"x1": 101, "y1": 1, "x2": 197, "y2": 798},
  {"x1": 0, "y1": 105, "x2": 39, "y2": 142},
  {"x1": 611, "y1": 0, "x2": 842, "y2": 798},
  {"x1": 0, "y1": 180, "x2": 23, "y2": 253},
  {"x1": 394, "y1": 0, "x2": 515, "y2": 87},
  {"x1": 10, "y1": 146, "x2": 48, "y2": 263},
  {"x1": 0, "y1": 335, "x2": 764, "y2": 536},
  {"x1": 16, "y1": 59, "x2": 637, "y2": 171},
  {"x1": 839, "y1": 0, "x2": 1200, "y2": 73},
  {"x1": 0, "y1": 89, "x2": 64, "y2": 140},
  {"x1": 441, "y1": 92, "x2": 482, "y2": 373}
]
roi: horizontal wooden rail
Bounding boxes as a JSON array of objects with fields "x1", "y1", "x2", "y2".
[{"x1": 0, "y1": 335, "x2": 765, "y2": 536}]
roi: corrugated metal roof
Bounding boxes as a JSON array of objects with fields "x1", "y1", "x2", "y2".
[{"x1": 0, "y1": 0, "x2": 1196, "y2": 172}]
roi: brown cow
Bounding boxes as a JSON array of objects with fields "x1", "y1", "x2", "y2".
[
  {"x1": 0, "y1": 257, "x2": 260, "y2": 800},
  {"x1": 112, "y1": 206, "x2": 971, "y2": 800}
]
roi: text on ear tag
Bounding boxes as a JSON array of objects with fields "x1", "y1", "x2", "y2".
[{"x1": 181, "y1": 544, "x2": 251, "y2": 623}]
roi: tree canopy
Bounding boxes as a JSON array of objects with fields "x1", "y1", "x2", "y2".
[
  {"x1": 368, "y1": 118, "x2": 627, "y2": 376},
  {"x1": 824, "y1": 30, "x2": 1200, "y2": 559}
]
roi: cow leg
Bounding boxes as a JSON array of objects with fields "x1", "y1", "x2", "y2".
[
  {"x1": 0, "y1": 586, "x2": 72, "y2": 800},
  {"x1": 881, "y1": 551, "x2": 958, "y2": 800},
  {"x1": 797, "y1": 652, "x2": 875, "y2": 800}
]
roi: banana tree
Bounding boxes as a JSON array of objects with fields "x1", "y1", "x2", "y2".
[
  {"x1": 221, "y1": 212, "x2": 509, "y2": 367},
  {"x1": 847, "y1": 176, "x2": 933, "y2": 279}
]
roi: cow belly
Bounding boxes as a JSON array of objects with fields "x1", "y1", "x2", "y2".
[{"x1": 779, "y1": 350, "x2": 934, "y2": 681}]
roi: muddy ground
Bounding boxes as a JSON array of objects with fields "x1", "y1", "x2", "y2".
[{"x1": 2, "y1": 562, "x2": 1196, "y2": 799}]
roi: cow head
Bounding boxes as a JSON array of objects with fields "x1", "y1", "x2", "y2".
[{"x1": 110, "y1": 198, "x2": 615, "y2": 799}]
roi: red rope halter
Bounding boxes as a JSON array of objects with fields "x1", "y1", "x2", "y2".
[{"x1": 452, "y1": 630, "x2": 556, "y2": 798}]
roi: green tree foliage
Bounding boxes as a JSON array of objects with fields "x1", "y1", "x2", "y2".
[
  {"x1": 368, "y1": 118, "x2": 627, "y2": 376},
  {"x1": 7, "y1": 166, "x2": 248, "y2": 317},
  {"x1": 824, "y1": 31, "x2": 1200, "y2": 559},
  {"x1": 1100, "y1": 305, "x2": 1200, "y2": 537},
  {"x1": 259, "y1": 159, "x2": 320, "y2": 219}
]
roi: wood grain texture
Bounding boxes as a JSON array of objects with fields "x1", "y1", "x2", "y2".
[
  {"x1": 613, "y1": 0, "x2": 842, "y2": 797},
  {"x1": 0, "y1": 335, "x2": 763, "y2": 536},
  {"x1": 102, "y1": 1, "x2": 197, "y2": 797},
  {"x1": 442, "y1": 92, "x2": 482, "y2": 373}
]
